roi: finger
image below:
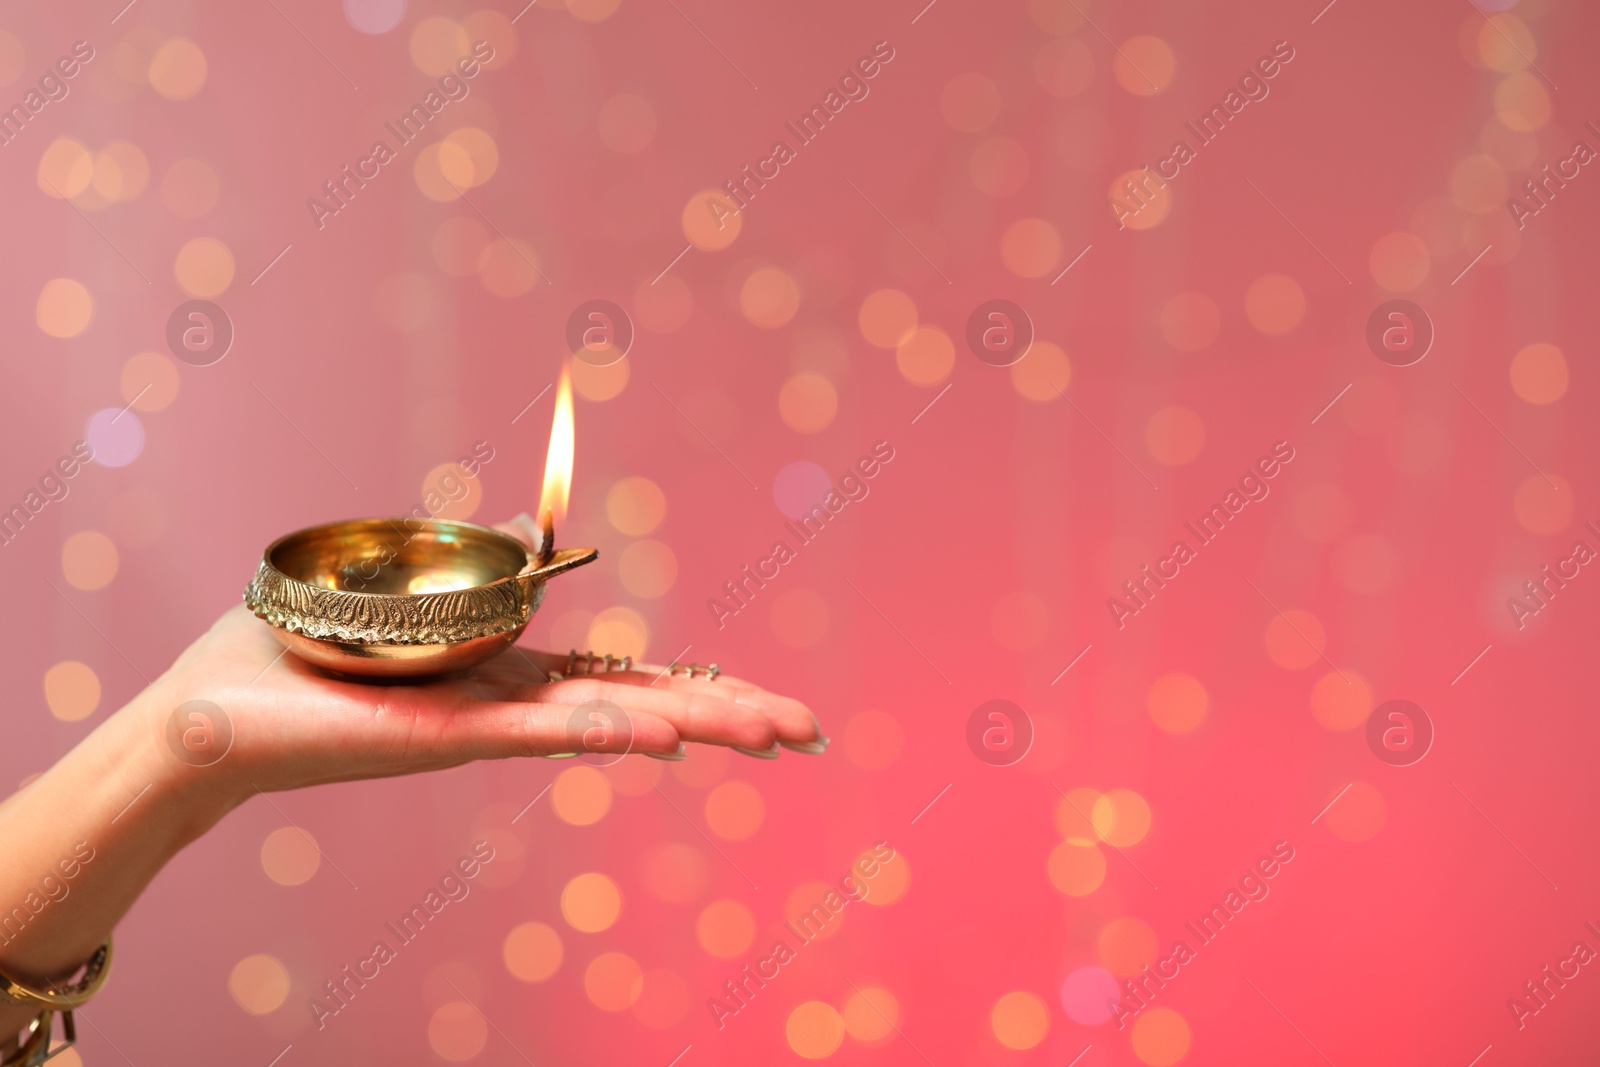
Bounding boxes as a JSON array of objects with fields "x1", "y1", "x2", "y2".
[
  {"x1": 502, "y1": 650, "x2": 820, "y2": 743},
  {"x1": 644, "y1": 674, "x2": 817, "y2": 744},
  {"x1": 491, "y1": 676, "x2": 781, "y2": 751},
  {"x1": 404, "y1": 700, "x2": 685, "y2": 763},
  {"x1": 277, "y1": 689, "x2": 684, "y2": 767}
]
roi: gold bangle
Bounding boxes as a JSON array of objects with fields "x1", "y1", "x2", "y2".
[
  {"x1": 1, "y1": 1010, "x2": 56, "y2": 1067},
  {"x1": 0, "y1": 939, "x2": 113, "y2": 1012}
]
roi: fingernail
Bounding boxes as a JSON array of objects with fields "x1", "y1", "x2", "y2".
[
  {"x1": 779, "y1": 737, "x2": 829, "y2": 755},
  {"x1": 646, "y1": 744, "x2": 688, "y2": 761},
  {"x1": 733, "y1": 743, "x2": 781, "y2": 760},
  {"x1": 544, "y1": 751, "x2": 578, "y2": 760}
]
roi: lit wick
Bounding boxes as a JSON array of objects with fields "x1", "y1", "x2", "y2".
[{"x1": 537, "y1": 506, "x2": 555, "y2": 567}]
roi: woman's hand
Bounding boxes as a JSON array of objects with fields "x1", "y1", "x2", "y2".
[
  {"x1": 0, "y1": 533, "x2": 821, "y2": 1027},
  {"x1": 145, "y1": 603, "x2": 824, "y2": 807}
]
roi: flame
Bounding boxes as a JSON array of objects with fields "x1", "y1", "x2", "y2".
[{"x1": 538, "y1": 364, "x2": 575, "y2": 525}]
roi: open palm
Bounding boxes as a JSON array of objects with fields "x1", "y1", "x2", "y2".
[{"x1": 141, "y1": 604, "x2": 822, "y2": 799}]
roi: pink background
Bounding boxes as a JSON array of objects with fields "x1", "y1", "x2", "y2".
[{"x1": 4, "y1": 0, "x2": 1599, "y2": 1063}]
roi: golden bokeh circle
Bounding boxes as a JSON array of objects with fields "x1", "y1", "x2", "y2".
[
  {"x1": 704, "y1": 780, "x2": 763, "y2": 840},
  {"x1": 896, "y1": 325, "x2": 956, "y2": 386},
  {"x1": 572, "y1": 358, "x2": 630, "y2": 402},
  {"x1": 464, "y1": 10, "x2": 519, "y2": 67},
  {"x1": 260, "y1": 827, "x2": 320, "y2": 886},
  {"x1": 1048, "y1": 840, "x2": 1105, "y2": 895},
  {"x1": 682, "y1": 189, "x2": 741, "y2": 251},
  {"x1": 121, "y1": 352, "x2": 181, "y2": 412},
  {"x1": 569, "y1": 0, "x2": 623, "y2": 22},
  {"x1": 786, "y1": 1001, "x2": 846, "y2": 1059},
  {"x1": 632, "y1": 969, "x2": 691, "y2": 1029},
  {"x1": 428, "y1": 1001, "x2": 488, "y2": 1061},
  {"x1": 778, "y1": 373, "x2": 839, "y2": 433},
  {"x1": 410, "y1": 17, "x2": 471, "y2": 76},
  {"x1": 1131, "y1": 1007, "x2": 1192, "y2": 1065},
  {"x1": 1244, "y1": 273, "x2": 1305, "y2": 335},
  {"x1": 61, "y1": 531, "x2": 119, "y2": 590},
  {"x1": 1144, "y1": 406, "x2": 1206, "y2": 466},
  {"x1": 858, "y1": 289, "x2": 917, "y2": 348},
  {"x1": 1494, "y1": 72, "x2": 1550, "y2": 131},
  {"x1": 1477, "y1": 14, "x2": 1536, "y2": 73},
  {"x1": 740, "y1": 267, "x2": 801, "y2": 328},
  {"x1": 1369, "y1": 232, "x2": 1431, "y2": 292},
  {"x1": 38, "y1": 138, "x2": 93, "y2": 199},
  {"x1": 561, "y1": 871, "x2": 622, "y2": 932},
  {"x1": 1147, "y1": 672, "x2": 1207, "y2": 734},
  {"x1": 1310, "y1": 670, "x2": 1373, "y2": 731},
  {"x1": 1010, "y1": 341, "x2": 1071, "y2": 401},
  {"x1": 36, "y1": 278, "x2": 93, "y2": 339},
  {"x1": 43, "y1": 661, "x2": 100, "y2": 723},
  {"x1": 1509, "y1": 342, "x2": 1567, "y2": 404},
  {"x1": 583, "y1": 952, "x2": 644, "y2": 1011},
  {"x1": 1098, "y1": 917, "x2": 1159, "y2": 977},
  {"x1": 551, "y1": 765, "x2": 613, "y2": 826},
  {"x1": 618, "y1": 539, "x2": 678, "y2": 598},
  {"x1": 1114, "y1": 36, "x2": 1175, "y2": 95},
  {"x1": 503, "y1": 921, "x2": 563, "y2": 982},
  {"x1": 588, "y1": 605, "x2": 648, "y2": 660},
  {"x1": 1091, "y1": 788, "x2": 1151, "y2": 847},
  {"x1": 695, "y1": 899, "x2": 756, "y2": 958},
  {"x1": 418, "y1": 462, "x2": 482, "y2": 523},
  {"x1": 1000, "y1": 218, "x2": 1061, "y2": 278},
  {"x1": 607, "y1": 477, "x2": 667, "y2": 536},
  {"x1": 1324, "y1": 780, "x2": 1387, "y2": 842},
  {"x1": 1110, "y1": 168, "x2": 1170, "y2": 230},
  {"x1": 1514, "y1": 474, "x2": 1571, "y2": 535},
  {"x1": 1054, "y1": 787, "x2": 1101, "y2": 841},
  {"x1": 1264, "y1": 609, "x2": 1326, "y2": 670},
  {"x1": 149, "y1": 38, "x2": 207, "y2": 100},
  {"x1": 990, "y1": 990, "x2": 1050, "y2": 1050},
  {"x1": 174, "y1": 237, "x2": 235, "y2": 298},
  {"x1": 228, "y1": 954, "x2": 290, "y2": 1016},
  {"x1": 842, "y1": 986, "x2": 899, "y2": 1041},
  {"x1": 477, "y1": 238, "x2": 543, "y2": 297},
  {"x1": 858, "y1": 847, "x2": 910, "y2": 906}
]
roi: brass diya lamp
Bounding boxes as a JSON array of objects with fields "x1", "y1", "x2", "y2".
[{"x1": 245, "y1": 369, "x2": 595, "y2": 681}]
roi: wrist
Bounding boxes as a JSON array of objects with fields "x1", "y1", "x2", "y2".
[
  {"x1": 111, "y1": 678, "x2": 246, "y2": 846},
  {"x1": 0, "y1": 680, "x2": 229, "y2": 992}
]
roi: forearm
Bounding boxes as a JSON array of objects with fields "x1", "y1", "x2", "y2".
[{"x1": 0, "y1": 683, "x2": 236, "y2": 1034}]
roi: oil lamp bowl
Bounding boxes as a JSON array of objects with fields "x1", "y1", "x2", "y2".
[{"x1": 244, "y1": 517, "x2": 596, "y2": 681}]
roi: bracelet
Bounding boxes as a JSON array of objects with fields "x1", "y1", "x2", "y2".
[
  {"x1": 0, "y1": 939, "x2": 113, "y2": 1012},
  {"x1": 0, "y1": 940, "x2": 110, "y2": 1067},
  {"x1": 1, "y1": 1011, "x2": 58, "y2": 1067}
]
